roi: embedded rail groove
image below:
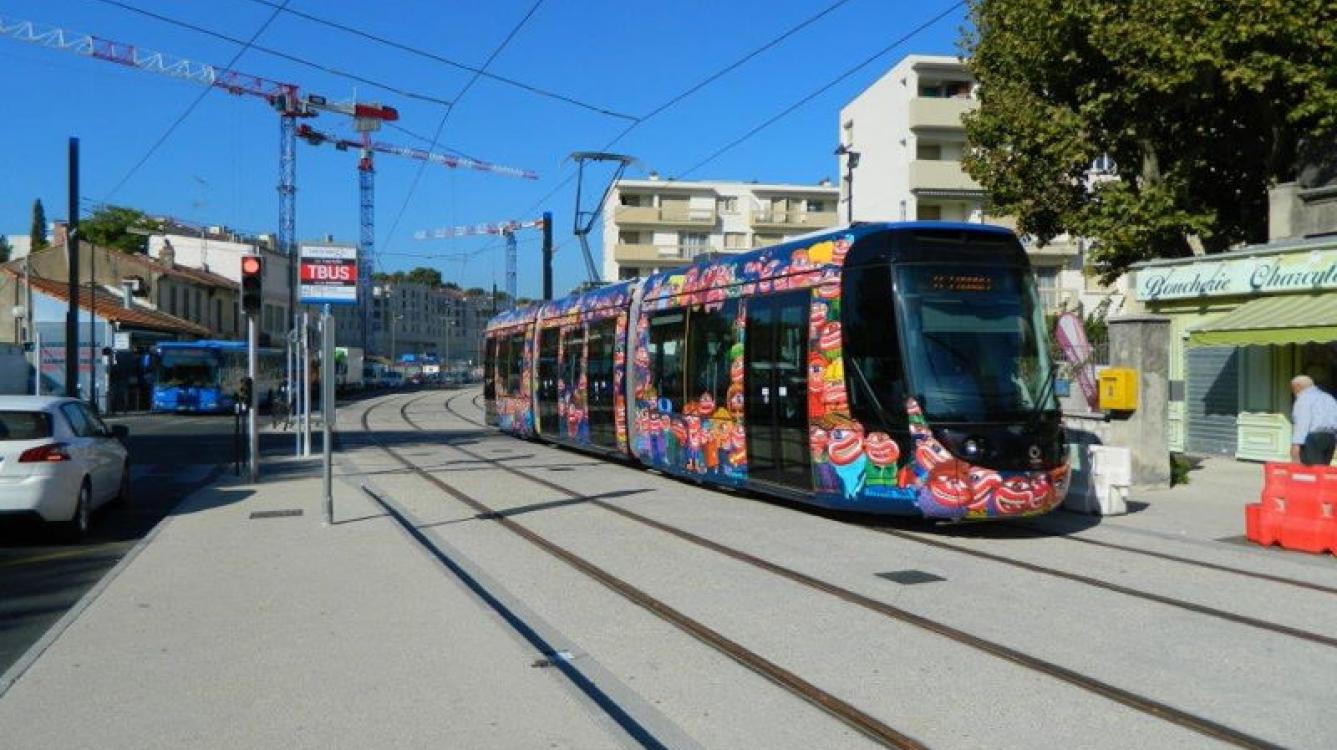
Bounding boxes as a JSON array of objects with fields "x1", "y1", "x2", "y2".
[
  {"x1": 871, "y1": 528, "x2": 1337, "y2": 649},
  {"x1": 424, "y1": 389, "x2": 1287, "y2": 750},
  {"x1": 360, "y1": 393, "x2": 927, "y2": 750}
]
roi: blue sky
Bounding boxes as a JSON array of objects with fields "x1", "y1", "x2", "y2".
[{"x1": 1, "y1": 0, "x2": 969, "y2": 298}]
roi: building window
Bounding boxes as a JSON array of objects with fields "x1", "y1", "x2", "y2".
[
  {"x1": 1035, "y1": 266, "x2": 1060, "y2": 310},
  {"x1": 618, "y1": 230, "x2": 641, "y2": 245},
  {"x1": 805, "y1": 199, "x2": 827, "y2": 213},
  {"x1": 916, "y1": 142, "x2": 943, "y2": 161},
  {"x1": 916, "y1": 204, "x2": 942, "y2": 221},
  {"x1": 724, "y1": 232, "x2": 747, "y2": 249},
  {"x1": 679, "y1": 232, "x2": 709, "y2": 257},
  {"x1": 619, "y1": 267, "x2": 640, "y2": 280},
  {"x1": 620, "y1": 193, "x2": 643, "y2": 207},
  {"x1": 717, "y1": 196, "x2": 738, "y2": 214}
]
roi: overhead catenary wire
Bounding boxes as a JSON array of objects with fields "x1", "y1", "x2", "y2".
[
  {"x1": 103, "y1": 0, "x2": 290, "y2": 200},
  {"x1": 242, "y1": 0, "x2": 637, "y2": 122},
  {"x1": 377, "y1": 0, "x2": 545, "y2": 266},
  {"x1": 501, "y1": 0, "x2": 859, "y2": 235},
  {"x1": 89, "y1": 0, "x2": 453, "y2": 107},
  {"x1": 678, "y1": 1, "x2": 966, "y2": 179}
]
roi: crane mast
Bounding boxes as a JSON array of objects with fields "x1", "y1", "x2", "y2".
[{"x1": 413, "y1": 218, "x2": 549, "y2": 303}]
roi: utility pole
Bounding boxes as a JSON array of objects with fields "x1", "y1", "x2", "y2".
[
  {"x1": 65, "y1": 137, "x2": 79, "y2": 398},
  {"x1": 541, "y1": 211, "x2": 554, "y2": 301}
]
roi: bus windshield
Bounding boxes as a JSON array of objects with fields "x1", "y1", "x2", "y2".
[
  {"x1": 158, "y1": 350, "x2": 219, "y2": 388},
  {"x1": 896, "y1": 265, "x2": 1055, "y2": 423}
]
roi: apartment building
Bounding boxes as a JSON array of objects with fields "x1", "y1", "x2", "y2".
[
  {"x1": 147, "y1": 233, "x2": 294, "y2": 345},
  {"x1": 600, "y1": 178, "x2": 840, "y2": 281},
  {"x1": 355, "y1": 279, "x2": 489, "y2": 365},
  {"x1": 838, "y1": 54, "x2": 1124, "y2": 313}
]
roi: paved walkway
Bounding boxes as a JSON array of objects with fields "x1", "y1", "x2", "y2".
[
  {"x1": 0, "y1": 456, "x2": 629, "y2": 749},
  {"x1": 1, "y1": 393, "x2": 1332, "y2": 749}
]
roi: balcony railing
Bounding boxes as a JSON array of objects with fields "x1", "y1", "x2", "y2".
[
  {"x1": 613, "y1": 243, "x2": 719, "y2": 263},
  {"x1": 614, "y1": 205, "x2": 717, "y2": 226},
  {"x1": 907, "y1": 96, "x2": 975, "y2": 130},
  {"x1": 749, "y1": 210, "x2": 840, "y2": 230},
  {"x1": 908, "y1": 159, "x2": 983, "y2": 193}
]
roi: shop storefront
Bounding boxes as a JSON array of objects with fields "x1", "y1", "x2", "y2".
[{"x1": 1131, "y1": 237, "x2": 1337, "y2": 463}]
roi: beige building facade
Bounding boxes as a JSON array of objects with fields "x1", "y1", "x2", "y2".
[{"x1": 601, "y1": 178, "x2": 839, "y2": 281}]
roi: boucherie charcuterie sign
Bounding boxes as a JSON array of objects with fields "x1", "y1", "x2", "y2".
[
  {"x1": 1135, "y1": 245, "x2": 1337, "y2": 301},
  {"x1": 299, "y1": 244, "x2": 358, "y2": 305}
]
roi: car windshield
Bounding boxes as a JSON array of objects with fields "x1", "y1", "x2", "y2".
[
  {"x1": 158, "y1": 351, "x2": 219, "y2": 387},
  {"x1": 896, "y1": 264, "x2": 1055, "y2": 423},
  {"x1": 0, "y1": 410, "x2": 53, "y2": 440}
]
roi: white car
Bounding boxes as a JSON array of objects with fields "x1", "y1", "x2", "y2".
[{"x1": 0, "y1": 396, "x2": 130, "y2": 540}]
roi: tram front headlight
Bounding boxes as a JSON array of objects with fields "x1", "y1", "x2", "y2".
[{"x1": 962, "y1": 438, "x2": 982, "y2": 458}]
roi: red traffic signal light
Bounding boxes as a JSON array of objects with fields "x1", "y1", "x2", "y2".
[{"x1": 241, "y1": 255, "x2": 263, "y2": 316}]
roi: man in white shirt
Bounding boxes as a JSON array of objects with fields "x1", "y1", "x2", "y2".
[{"x1": 1290, "y1": 375, "x2": 1337, "y2": 466}]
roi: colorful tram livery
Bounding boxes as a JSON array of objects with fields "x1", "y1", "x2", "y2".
[{"x1": 483, "y1": 223, "x2": 1070, "y2": 520}]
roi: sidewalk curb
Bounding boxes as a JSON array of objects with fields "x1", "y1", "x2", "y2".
[{"x1": 0, "y1": 464, "x2": 224, "y2": 700}]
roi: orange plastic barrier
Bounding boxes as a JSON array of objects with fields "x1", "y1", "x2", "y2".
[{"x1": 1245, "y1": 463, "x2": 1337, "y2": 555}]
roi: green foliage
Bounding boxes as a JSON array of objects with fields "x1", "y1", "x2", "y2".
[
  {"x1": 80, "y1": 206, "x2": 162, "y2": 253},
  {"x1": 1170, "y1": 453, "x2": 1194, "y2": 486},
  {"x1": 372, "y1": 267, "x2": 453, "y2": 288},
  {"x1": 30, "y1": 200, "x2": 47, "y2": 250},
  {"x1": 0, "y1": 235, "x2": 10, "y2": 263},
  {"x1": 962, "y1": 0, "x2": 1337, "y2": 281}
]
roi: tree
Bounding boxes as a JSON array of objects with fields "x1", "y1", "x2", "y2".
[
  {"x1": 0, "y1": 235, "x2": 10, "y2": 263},
  {"x1": 80, "y1": 205, "x2": 162, "y2": 253},
  {"x1": 961, "y1": 0, "x2": 1337, "y2": 280},
  {"x1": 403, "y1": 266, "x2": 443, "y2": 287},
  {"x1": 30, "y1": 199, "x2": 47, "y2": 251}
]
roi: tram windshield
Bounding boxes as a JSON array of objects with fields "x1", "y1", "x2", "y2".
[{"x1": 895, "y1": 265, "x2": 1055, "y2": 423}]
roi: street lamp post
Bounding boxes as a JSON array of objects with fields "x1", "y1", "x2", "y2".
[
  {"x1": 834, "y1": 144, "x2": 861, "y2": 224},
  {"x1": 390, "y1": 313, "x2": 403, "y2": 368}
]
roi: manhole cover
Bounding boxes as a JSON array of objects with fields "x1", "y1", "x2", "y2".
[
  {"x1": 249, "y1": 509, "x2": 303, "y2": 519},
  {"x1": 876, "y1": 569, "x2": 946, "y2": 585}
]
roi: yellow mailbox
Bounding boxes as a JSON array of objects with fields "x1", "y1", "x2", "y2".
[{"x1": 1098, "y1": 367, "x2": 1138, "y2": 411}]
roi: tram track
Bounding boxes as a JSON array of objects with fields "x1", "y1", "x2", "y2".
[
  {"x1": 358, "y1": 392, "x2": 928, "y2": 750},
  {"x1": 423, "y1": 389, "x2": 1286, "y2": 750},
  {"x1": 450, "y1": 389, "x2": 1335, "y2": 596}
]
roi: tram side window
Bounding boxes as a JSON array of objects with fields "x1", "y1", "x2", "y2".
[
  {"x1": 483, "y1": 337, "x2": 496, "y2": 400},
  {"x1": 506, "y1": 334, "x2": 526, "y2": 393},
  {"x1": 685, "y1": 299, "x2": 737, "y2": 415},
  {"x1": 648, "y1": 311, "x2": 686, "y2": 411},
  {"x1": 842, "y1": 264, "x2": 908, "y2": 429}
]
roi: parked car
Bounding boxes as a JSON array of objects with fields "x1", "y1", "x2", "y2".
[{"x1": 0, "y1": 396, "x2": 130, "y2": 541}]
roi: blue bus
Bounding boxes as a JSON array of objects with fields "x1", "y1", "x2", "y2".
[{"x1": 152, "y1": 341, "x2": 285, "y2": 414}]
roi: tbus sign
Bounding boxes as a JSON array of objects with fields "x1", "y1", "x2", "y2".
[{"x1": 299, "y1": 244, "x2": 358, "y2": 305}]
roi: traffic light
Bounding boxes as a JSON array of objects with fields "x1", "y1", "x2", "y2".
[
  {"x1": 241, "y1": 254, "x2": 263, "y2": 316},
  {"x1": 238, "y1": 376, "x2": 253, "y2": 411}
]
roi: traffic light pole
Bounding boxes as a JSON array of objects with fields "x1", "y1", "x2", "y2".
[{"x1": 247, "y1": 314, "x2": 258, "y2": 482}]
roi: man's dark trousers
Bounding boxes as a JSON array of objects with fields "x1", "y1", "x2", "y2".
[{"x1": 1301, "y1": 432, "x2": 1337, "y2": 466}]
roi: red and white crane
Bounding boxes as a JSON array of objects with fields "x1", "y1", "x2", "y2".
[
  {"x1": 0, "y1": 13, "x2": 398, "y2": 338},
  {"x1": 413, "y1": 217, "x2": 550, "y2": 302}
]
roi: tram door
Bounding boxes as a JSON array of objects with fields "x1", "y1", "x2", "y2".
[
  {"x1": 537, "y1": 327, "x2": 561, "y2": 438},
  {"x1": 585, "y1": 318, "x2": 618, "y2": 448},
  {"x1": 745, "y1": 291, "x2": 811, "y2": 489}
]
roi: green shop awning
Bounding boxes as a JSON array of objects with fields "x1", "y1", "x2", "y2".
[{"x1": 1188, "y1": 294, "x2": 1337, "y2": 347}]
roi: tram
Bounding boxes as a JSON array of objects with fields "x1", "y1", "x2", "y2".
[{"x1": 482, "y1": 222, "x2": 1070, "y2": 520}]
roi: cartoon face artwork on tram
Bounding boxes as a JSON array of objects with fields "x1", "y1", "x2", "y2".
[
  {"x1": 630, "y1": 231, "x2": 1069, "y2": 520},
  {"x1": 538, "y1": 283, "x2": 632, "y2": 452}
]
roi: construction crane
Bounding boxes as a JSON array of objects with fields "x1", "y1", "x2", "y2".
[
  {"x1": 296, "y1": 125, "x2": 538, "y2": 347},
  {"x1": 0, "y1": 14, "x2": 399, "y2": 336},
  {"x1": 412, "y1": 216, "x2": 552, "y2": 302}
]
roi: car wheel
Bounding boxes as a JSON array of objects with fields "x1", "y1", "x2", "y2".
[
  {"x1": 110, "y1": 462, "x2": 132, "y2": 507},
  {"x1": 59, "y1": 480, "x2": 92, "y2": 543}
]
